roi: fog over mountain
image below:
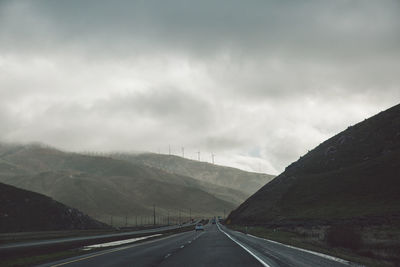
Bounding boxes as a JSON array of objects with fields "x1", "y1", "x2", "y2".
[
  {"x1": 0, "y1": 1, "x2": 399, "y2": 174},
  {"x1": 0, "y1": 143, "x2": 272, "y2": 221}
]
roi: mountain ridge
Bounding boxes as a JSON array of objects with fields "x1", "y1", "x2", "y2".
[{"x1": 111, "y1": 153, "x2": 275, "y2": 195}]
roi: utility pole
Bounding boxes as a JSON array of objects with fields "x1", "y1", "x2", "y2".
[
  {"x1": 168, "y1": 145, "x2": 171, "y2": 155},
  {"x1": 182, "y1": 147, "x2": 185, "y2": 158},
  {"x1": 167, "y1": 211, "x2": 170, "y2": 225},
  {"x1": 211, "y1": 154, "x2": 215, "y2": 164},
  {"x1": 110, "y1": 215, "x2": 113, "y2": 227},
  {"x1": 224, "y1": 209, "x2": 226, "y2": 219},
  {"x1": 189, "y1": 208, "x2": 191, "y2": 222},
  {"x1": 197, "y1": 151, "x2": 200, "y2": 161},
  {"x1": 179, "y1": 210, "x2": 181, "y2": 225},
  {"x1": 153, "y1": 205, "x2": 156, "y2": 226},
  {"x1": 125, "y1": 216, "x2": 128, "y2": 227}
]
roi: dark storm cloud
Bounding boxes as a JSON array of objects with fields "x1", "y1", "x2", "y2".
[
  {"x1": 0, "y1": 0, "x2": 399, "y2": 173},
  {"x1": 2, "y1": 1, "x2": 399, "y2": 59}
]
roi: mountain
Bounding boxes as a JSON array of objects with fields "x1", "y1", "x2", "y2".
[
  {"x1": 0, "y1": 182, "x2": 107, "y2": 233},
  {"x1": 110, "y1": 153, "x2": 275, "y2": 196},
  {"x1": 0, "y1": 144, "x2": 241, "y2": 222},
  {"x1": 228, "y1": 103, "x2": 400, "y2": 225}
]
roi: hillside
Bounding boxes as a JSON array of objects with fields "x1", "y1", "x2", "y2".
[
  {"x1": 0, "y1": 182, "x2": 107, "y2": 233},
  {"x1": 0, "y1": 144, "x2": 239, "y2": 222},
  {"x1": 111, "y1": 153, "x2": 275, "y2": 195},
  {"x1": 228, "y1": 103, "x2": 400, "y2": 225}
]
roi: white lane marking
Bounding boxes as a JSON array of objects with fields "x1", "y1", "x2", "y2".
[
  {"x1": 180, "y1": 245, "x2": 185, "y2": 248},
  {"x1": 217, "y1": 223, "x2": 271, "y2": 267},
  {"x1": 246, "y1": 234, "x2": 358, "y2": 266},
  {"x1": 83, "y1": 234, "x2": 162, "y2": 249},
  {"x1": 188, "y1": 241, "x2": 192, "y2": 244},
  {"x1": 48, "y1": 232, "x2": 190, "y2": 267},
  {"x1": 164, "y1": 253, "x2": 171, "y2": 259}
]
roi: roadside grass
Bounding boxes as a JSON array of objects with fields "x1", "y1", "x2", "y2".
[
  {"x1": 0, "y1": 224, "x2": 198, "y2": 267},
  {"x1": 228, "y1": 225, "x2": 396, "y2": 267}
]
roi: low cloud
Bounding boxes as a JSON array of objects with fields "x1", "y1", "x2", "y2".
[{"x1": 0, "y1": 0, "x2": 399, "y2": 174}]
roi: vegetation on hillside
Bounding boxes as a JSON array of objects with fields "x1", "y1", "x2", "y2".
[{"x1": 111, "y1": 153, "x2": 274, "y2": 195}]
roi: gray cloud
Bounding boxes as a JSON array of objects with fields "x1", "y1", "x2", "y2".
[
  {"x1": 0, "y1": 0, "x2": 399, "y2": 173},
  {"x1": 95, "y1": 87, "x2": 214, "y2": 129}
]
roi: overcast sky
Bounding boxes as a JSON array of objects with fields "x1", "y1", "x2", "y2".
[{"x1": 0, "y1": 0, "x2": 399, "y2": 174}]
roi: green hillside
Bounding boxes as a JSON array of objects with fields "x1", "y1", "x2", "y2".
[
  {"x1": 0, "y1": 144, "x2": 241, "y2": 223},
  {"x1": 111, "y1": 153, "x2": 274, "y2": 195}
]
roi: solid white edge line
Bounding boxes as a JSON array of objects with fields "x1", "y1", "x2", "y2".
[
  {"x1": 246, "y1": 234, "x2": 359, "y2": 266},
  {"x1": 217, "y1": 223, "x2": 271, "y2": 267}
]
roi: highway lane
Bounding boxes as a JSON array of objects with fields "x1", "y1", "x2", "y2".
[
  {"x1": 1, "y1": 222, "x2": 196, "y2": 251},
  {"x1": 39, "y1": 223, "x2": 262, "y2": 267},
  {"x1": 39, "y1": 222, "x2": 356, "y2": 267}
]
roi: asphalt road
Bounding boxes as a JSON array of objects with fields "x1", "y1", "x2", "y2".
[
  {"x1": 0, "y1": 222, "x2": 195, "y2": 251},
  {"x1": 38, "y1": 222, "x2": 356, "y2": 267}
]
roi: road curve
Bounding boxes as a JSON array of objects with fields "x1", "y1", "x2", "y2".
[{"x1": 38, "y1": 222, "x2": 357, "y2": 267}]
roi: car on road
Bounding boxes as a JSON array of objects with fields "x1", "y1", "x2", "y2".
[{"x1": 195, "y1": 223, "x2": 204, "y2": 231}]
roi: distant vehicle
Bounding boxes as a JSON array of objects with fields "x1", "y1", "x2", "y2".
[
  {"x1": 211, "y1": 218, "x2": 216, "y2": 224},
  {"x1": 195, "y1": 223, "x2": 204, "y2": 231}
]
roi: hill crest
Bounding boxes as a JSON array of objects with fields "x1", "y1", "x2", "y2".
[{"x1": 228, "y1": 103, "x2": 400, "y2": 225}]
